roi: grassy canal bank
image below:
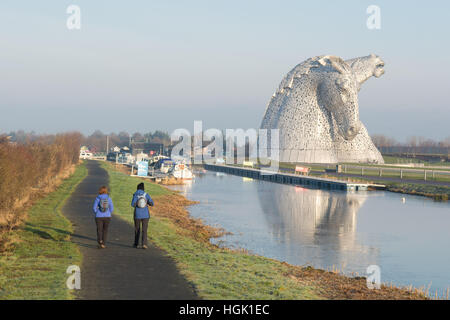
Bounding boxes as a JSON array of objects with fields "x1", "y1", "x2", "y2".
[
  {"x1": 103, "y1": 162, "x2": 427, "y2": 300},
  {"x1": 384, "y1": 183, "x2": 449, "y2": 201},
  {"x1": 0, "y1": 162, "x2": 87, "y2": 299}
]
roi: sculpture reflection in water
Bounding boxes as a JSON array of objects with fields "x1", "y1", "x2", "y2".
[{"x1": 256, "y1": 183, "x2": 379, "y2": 272}]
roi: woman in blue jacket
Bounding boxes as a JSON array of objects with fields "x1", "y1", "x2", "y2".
[
  {"x1": 92, "y1": 186, "x2": 114, "y2": 249},
  {"x1": 131, "y1": 182, "x2": 154, "y2": 249}
]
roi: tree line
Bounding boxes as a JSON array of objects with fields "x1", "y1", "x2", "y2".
[
  {"x1": 81, "y1": 130, "x2": 171, "y2": 153},
  {"x1": 371, "y1": 135, "x2": 450, "y2": 154},
  {"x1": 7, "y1": 130, "x2": 172, "y2": 153}
]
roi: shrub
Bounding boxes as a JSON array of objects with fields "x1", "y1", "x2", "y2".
[{"x1": 0, "y1": 132, "x2": 81, "y2": 230}]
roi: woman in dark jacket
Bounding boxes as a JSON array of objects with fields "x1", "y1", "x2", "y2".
[
  {"x1": 131, "y1": 182, "x2": 154, "y2": 249},
  {"x1": 92, "y1": 186, "x2": 114, "y2": 249}
]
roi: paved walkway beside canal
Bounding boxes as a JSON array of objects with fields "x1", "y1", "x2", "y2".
[{"x1": 63, "y1": 161, "x2": 198, "y2": 300}]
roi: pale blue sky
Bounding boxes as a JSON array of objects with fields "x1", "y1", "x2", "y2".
[{"x1": 0, "y1": 1, "x2": 449, "y2": 140}]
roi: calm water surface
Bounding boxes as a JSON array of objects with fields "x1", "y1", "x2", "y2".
[{"x1": 169, "y1": 171, "x2": 450, "y2": 295}]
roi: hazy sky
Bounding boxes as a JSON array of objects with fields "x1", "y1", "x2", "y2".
[{"x1": 0, "y1": 1, "x2": 449, "y2": 141}]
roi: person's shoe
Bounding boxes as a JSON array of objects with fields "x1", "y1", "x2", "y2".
[
  {"x1": 142, "y1": 245, "x2": 148, "y2": 249},
  {"x1": 100, "y1": 244, "x2": 106, "y2": 249}
]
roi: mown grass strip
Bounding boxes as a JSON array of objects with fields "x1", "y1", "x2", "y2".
[
  {"x1": 102, "y1": 162, "x2": 320, "y2": 300},
  {"x1": 0, "y1": 163, "x2": 87, "y2": 300}
]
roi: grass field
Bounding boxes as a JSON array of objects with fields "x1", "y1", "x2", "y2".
[
  {"x1": 0, "y1": 163, "x2": 87, "y2": 300},
  {"x1": 101, "y1": 162, "x2": 426, "y2": 300},
  {"x1": 383, "y1": 155, "x2": 450, "y2": 167}
]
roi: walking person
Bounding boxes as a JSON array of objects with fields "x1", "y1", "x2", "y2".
[
  {"x1": 92, "y1": 186, "x2": 114, "y2": 249},
  {"x1": 131, "y1": 182, "x2": 154, "y2": 249}
]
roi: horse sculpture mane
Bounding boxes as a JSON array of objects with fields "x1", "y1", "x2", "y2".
[{"x1": 261, "y1": 54, "x2": 385, "y2": 164}]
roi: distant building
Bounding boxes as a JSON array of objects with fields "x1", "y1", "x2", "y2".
[{"x1": 135, "y1": 152, "x2": 149, "y2": 162}]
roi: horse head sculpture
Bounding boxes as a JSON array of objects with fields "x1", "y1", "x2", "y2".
[{"x1": 260, "y1": 54, "x2": 385, "y2": 163}]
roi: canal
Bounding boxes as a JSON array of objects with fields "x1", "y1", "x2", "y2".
[{"x1": 169, "y1": 170, "x2": 450, "y2": 296}]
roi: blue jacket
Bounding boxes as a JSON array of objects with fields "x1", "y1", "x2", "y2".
[
  {"x1": 131, "y1": 190, "x2": 154, "y2": 219},
  {"x1": 93, "y1": 194, "x2": 114, "y2": 218}
]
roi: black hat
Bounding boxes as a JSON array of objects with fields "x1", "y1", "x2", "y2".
[{"x1": 137, "y1": 182, "x2": 145, "y2": 190}]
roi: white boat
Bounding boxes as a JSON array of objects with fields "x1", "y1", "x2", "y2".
[
  {"x1": 149, "y1": 155, "x2": 169, "y2": 166},
  {"x1": 160, "y1": 161, "x2": 174, "y2": 174},
  {"x1": 172, "y1": 163, "x2": 194, "y2": 180},
  {"x1": 152, "y1": 158, "x2": 175, "y2": 174}
]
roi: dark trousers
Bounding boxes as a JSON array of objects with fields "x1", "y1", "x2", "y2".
[
  {"x1": 134, "y1": 218, "x2": 149, "y2": 246},
  {"x1": 95, "y1": 217, "x2": 111, "y2": 244}
]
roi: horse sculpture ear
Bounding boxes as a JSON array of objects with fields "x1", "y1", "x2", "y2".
[
  {"x1": 330, "y1": 61, "x2": 347, "y2": 75},
  {"x1": 318, "y1": 56, "x2": 348, "y2": 75},
  {"x1": 318, "y1": 57, "x2": 328, "y2": 66}
]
